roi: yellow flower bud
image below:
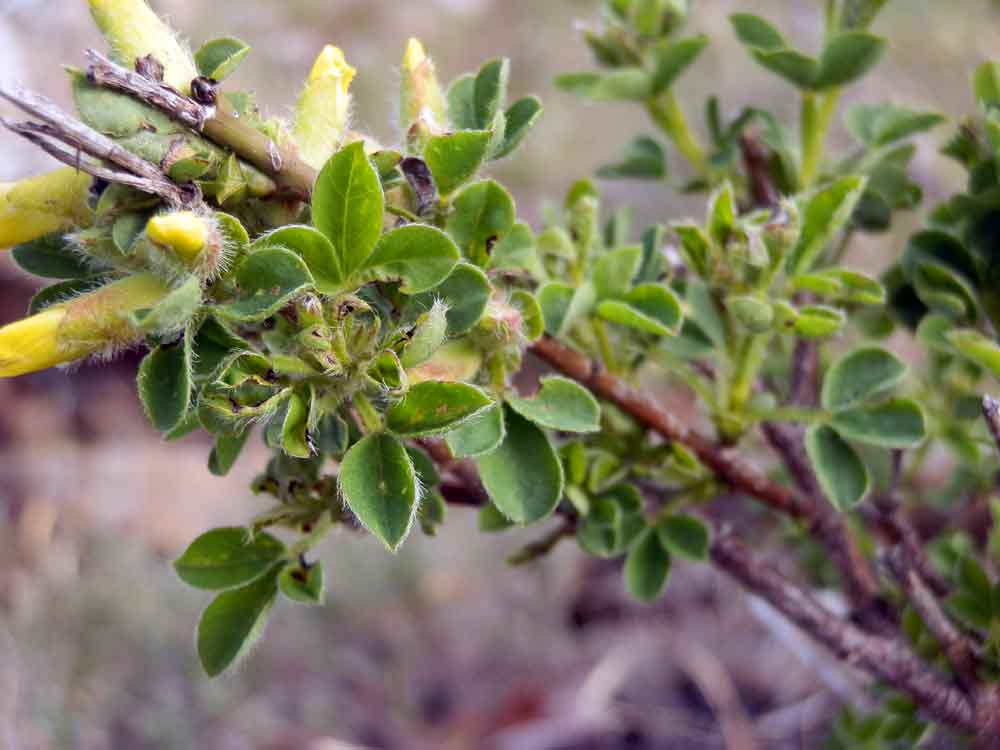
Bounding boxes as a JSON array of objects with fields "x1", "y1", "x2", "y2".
[
  {"x1": 293, "y1": 45, "x2": 356, "y2": 170},
  {"x1": 146, "y1": 211, "x2": 209, "y2": 263},
  {"x1": 89, "y1": 0, "x2": 198, "y2": 93},
  {"x1": 0, "y1": 273, "x2": 171, "y2": 377},
  {"x1": 0, "y1": 168, "x2": 93, "y2": 250},
  {"x1": 400, "y1": 38, "x2": 448, "y2": 135}
]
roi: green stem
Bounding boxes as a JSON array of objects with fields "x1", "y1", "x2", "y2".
[
  {"x1": 353, "y1": 392, "x2": 382, "y2": 433},
  {"x1": 591, "y1": 318, "x2": 618, "y2": 373},
  {"x1": 647, "y1": 89, "x2": 709, "y2": 179},
  {"x1": 746, "y1": 406, "x2": 826, "y2": 424},
  {"x1": 728, "y1": 333, "x2": 770, "y2": 416},
  {"x1": 386, "y1": 204, "x2": 422, "y2": 223},
  {"x1": 799, "y1": 89, "x2": 841, "y2": 187},
  {"x1": 288, "y1": 510, "x2": 334, "y2": 558}
]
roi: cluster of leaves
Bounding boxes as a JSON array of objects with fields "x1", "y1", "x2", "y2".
[{"x1": 11, "y1": 6, "x2": 1000, "y2": 746}]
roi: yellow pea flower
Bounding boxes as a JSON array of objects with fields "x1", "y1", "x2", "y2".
[
  {"x1": 0, "y1": 169, "x2": 93, "y2": 250},
  {"x1": 89, "y1": 0, "x2": 198, "y2": 93},
  {"x1": 0, "y1": 273, "x2": 171, "y2": 377},
  {"x1": 147, "y1": 211, "x2": 209, "y2": 263},
  {"x1": 400, "y1": 38, "x2": 448, "y2": 135},
  {"x1": 293, "y1": 45, "x2": 356, "y2": 170}
]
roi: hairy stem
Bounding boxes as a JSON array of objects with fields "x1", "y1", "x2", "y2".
[{"x1": 799, "y1": 89, "x2": 841, "y2": 187}]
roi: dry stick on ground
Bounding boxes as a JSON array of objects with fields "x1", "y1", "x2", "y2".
[
  {"x1": 84, "y1": 49, "x2": 315, "y2": 199},
  {"x1": 0, "y1": 85, "x2": 197, "y2": 207}
]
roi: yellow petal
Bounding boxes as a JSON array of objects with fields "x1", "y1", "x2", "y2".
[
  {"x1": 89, "y1": 0, "x2": 198, "y2": 93},
  {"x1": 147, "y1": 211, "x2": 209, "y2": 262},
  {"x1": 0, "y1": 168, "x2": 93, "y2": 250},
  {"x1": 0, "y1": 307, "x2": 71, "y2": 377},
  {"x1": 293, "y1": 45, "x2": 356, "y2": 170}
]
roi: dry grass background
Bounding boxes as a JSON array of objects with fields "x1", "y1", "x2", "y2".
[{"x1": 0, "y1": 1, "x2": 995, "y2": 748}]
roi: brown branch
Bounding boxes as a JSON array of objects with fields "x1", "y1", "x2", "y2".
[
  {"x1": 711, "y1": 530, "x2": 977, "y2": 733},
  {"x1": 0, "y1": 85, "x2": 197, "y2": 207},
  {"x1": 739, "y1": 133, "x2": 780, "y2": 210},
  {"x1": 882, "y1": 546, "x2": 979, "y2": 691},
  {"x1": 761, "y1": 421, "x2": 890, "y2": 633},
  {"x1": 84, "y1": 49, "x2": 315, "y2": 199}
]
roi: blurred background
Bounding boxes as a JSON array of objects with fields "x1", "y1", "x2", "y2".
[{"x1": 0, "y1": 1, "x2": 995, "y2": 748}]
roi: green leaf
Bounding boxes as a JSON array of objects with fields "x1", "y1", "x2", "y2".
[
  {"x1": 476, "y1": 406, "x2": 564, "y2": 524},
  {"x1": 594, "y1": 246, "x2": 643, "y2": 299},
  {"x1": 216, "y1": 248, "x2": 313, "y2": 322},
  {"x1": 830, "y1": 399, "x2": 926, "y2": 448},
  {"x1": 174, "y1": 527, "x2": 286, "y2": 590},
  {"x1": 673, "y1": 223, "x2": 712, "y2": 276},
  {"x1": 597, "y1": 136, "x2": 667, "y2": 180},
  {"x1": 445, "y1": 404, "x2": 506, "y2": 458},
  {"x1": 406, "y1": 445, "x2": 441, "y2": 488},
  {"x1": 488, "y1": 222, "x2": 541, "y2": 275},
  {"x1": 446, "y1": 180, "x2": 515, "y2": 260},
  {"x1": 657, "y1": 514, "x2": 710, "y2": 561},
  {"x1": 399, "y1": 300, "x2": 449, "y2": 369},
  {"x1": 208, "y1": 429, "x2": 251, "y2": 477},
  {"x1": 28, "y1": 277, "x2": 105, "y2": 315},
  {"x1": 538, "y1": 282, "x2": 575, "y2": 336},
  {"x1": 386, "y1": 381, "x2": 494, "y2": 438},
  {"x1": 134, "y1": 275, "x2": 203, "y2": 335},
  {"x1": 948, "y1": 329, "x2": 1000, "y2": 379},
  {"x1": 339, "y1": 433, "x2": 418, "y2": 551},
  {"x1": 577, "y1": 486, "x2": 645, "y2": 557},
  {"x1": 805, "y1": 424, "x2": 870, "y2": 510},
  {"x1": 312, "y1": 142, "x2": 385, "y2": 276},
  {"x1": 195, "y1": 37, "x2": 251, "y2": 81},
  {"x1": 813, "y1": 31, "x2": 886, "y2": 89},
  {"x1": 624, "y1": 527, "x2": 672, "y2": 602},
  {"x1": 707, "y1": 182, "x2": 736, "y2": 244},
  {"x1": 12, "y1": 234, "x2": 94, "y2": 279},
  {"x1": 361, "y1": 224, "x2": 460, "y2": 294},
  {"x1": 787, "y1": 176, "x2": 867, "y2": 275},
  {"x1": 138, "y1": 336, "x2": 191, "y2": 433},
  {"x1": 650, "y1": 35, "x2": 709, "y2": 93},
  {"x1": 424, "y1": 130, "x2": 491, "y2": 196},
  {"x1": 822, "y1": 346, "x2": 907, "y2": 411},
  {"x1": 597, "y1": 284, "x2": 682, "y2": 336},
  {"x1": 507, "y1": 376, "x2": 601, "y2": 433},
  {"x1": 254, "y1": 225, "x2": 341, "y2": 293},
  {"x1": 555, "y1": 69, "x2": 654, "y2": 101},
  {"x1": 281, "y1": 390, "x2": 312, "y2": 458},
  {"x1": 278, "y1": 561, "x2": 324, "y2": 605},
  {"x1": 750, "y1": 48, "x2": 819, "y2": 90},
  {"x1": 197, "y1": 566, "x2": 279, "y2": 677},
  {"x1": 493, "y1": 96, "x2": 543, "y2": 159},
  {"x1": 510, "y1": 289, "x2": 545, "y2": 341},
  {"x1": 844, "y1": 104, "x2": 945, "y2": 147},
  {"x1": 402, "y1": 262, "x2": 491, "y2": 335},
  {"x1": 730, "y1": 13, "x2": 786, "y2": 51},
  {"x1": 474, "y1": 58, "x2": 510, "y2": 130},
  {"x1": 191, "y1": 316, "x2": 249, "y2": 382},
  {"x1": 478, "y1": 502, "x2": 515, "y2": 533},
  {"x1": 792, "y1": 304, "x2": 845, "y2": 339},
  {"x1": 446, "y1": 73, "x2": 478, "y2": 130},
  {"x1": 727, "y1": 294, "x2": 774, "y2": 333}
]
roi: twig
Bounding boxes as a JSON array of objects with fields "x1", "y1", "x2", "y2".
[
  {"x1": 711, "y1": 529, "x2": 977, "y2": 733},
  {"x1": 85, "y1": 49, "x2": 315, "y2": 198},
  {"x1": 740, "y1": 133, "x2": 780, "y2": 210},
  {"x1": 0, "y1": 85, "x2": 197, "y2": 207},
  {"x1": 882, "y1": 546, "x2": 979, "y2": 691},
  {"x1": 982, "y1": 396, "x2": 1000, "y2": 457},
  {"x1": 761, "y1": 421, "x2": 890, "y2": 633}
]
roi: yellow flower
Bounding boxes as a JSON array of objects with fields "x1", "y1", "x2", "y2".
[
  {"x1": 0, "y1": 169, "x2": 93, "y2": 250},
  {"x1": 293, "y1": 45, "x2": 356, "y2": 170},
  {"x1": 147, "y1": 211, "x2": 209, "y2": 263},
  {"x1": 0, "y1": 274, "x2": 171, "y2": 377},
  {"x1": 400, "y1": 38, "x2": 448, "y2": 135},
  {"x1": 89, "y1": 0, "x2": 198, "y2": 93}
]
